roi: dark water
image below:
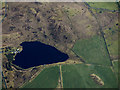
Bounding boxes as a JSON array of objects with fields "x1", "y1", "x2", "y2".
[{"x1": 12, "y1": 41, "x2": 69, "y2": 69}]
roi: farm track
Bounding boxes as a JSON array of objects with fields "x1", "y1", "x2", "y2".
[{"x1": 59, "y1": 65, "x2": 63, "y2": 88}]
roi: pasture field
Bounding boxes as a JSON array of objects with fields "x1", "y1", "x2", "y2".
[
  {"x1": 103, "y1": 28, "x2": 119, "y2": 57},
  {"x1": 87, "y1": 2, "x2": 118, "y2": 11},
  {"x1": 112, "y1": 60, "x2": 119, "y2": 88},
  {"x1": 23, "y1": 66, "x2": 60, "y2": 88},
  {"x1": 113, "y1": 60, "x2": 118, "y2": 74},
  {"x1": 62, "y1": 64, "x2": 118, "y2": 88},
  {"x1": 72, "y1": 35, "x2": 111, "y2": 66},
  {"x1": 112, "y1": 60, "x2": 119, "y2": 79}
]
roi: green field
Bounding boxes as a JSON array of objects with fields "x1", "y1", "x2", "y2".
[
  {"x1": 113, "y1": 60, "x2": 119, "y2": 79},
  {"x1": 113, "y1": 61, "x2": 118, "y2": 74},
  {"x1": 62, "y1": 64, "x2": 118, "y2": 88},
  {"x1": 112, "y1": 60, "x2": 119, "y2": 88},
  {"x1": 104, "y1": 28, "x2": 119, "y2": 57},
  {"x1": 72, "y1": 35, "x2": 111, "y2": 66},
  {"x1": 23, "y1": 66, "x2": 60, "y2": 88},
  {"x1": 87, "y1": 2, "x2": 118, "y2": 11}
]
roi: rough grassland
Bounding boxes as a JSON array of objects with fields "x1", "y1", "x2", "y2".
[
  {"x1": 72, "y1": 35, "x2": 111, "y2": 66},
  {"x1": 87, "y1": 2, "x2": 118, "y2": 10},
  {"x1": 23, "y1": 66, "x2": 59, "y2": 88},
  {"x1": 62, "y1": 64, "x2": 118, "y2": 88},
  {"x1": 64, "y1": 7, "x2": 79, "y2": 17}
]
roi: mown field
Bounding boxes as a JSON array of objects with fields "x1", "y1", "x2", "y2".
[
  {"x1": 62, "y1": 64, "x2": 118, "y2": 88},
  {"x1": 72, "y1": 35, "x2": 111, "y2": 66},
  {"x1": 87, "y1": 2, "x2": 118, "y2": 11},
  {"x1": 23, "y1": 66, "x2": 60, "y2": 88}
]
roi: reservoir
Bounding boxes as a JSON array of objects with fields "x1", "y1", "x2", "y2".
[{"x1": 12, "y1": 41, "x2": 69, "y2": 69}]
